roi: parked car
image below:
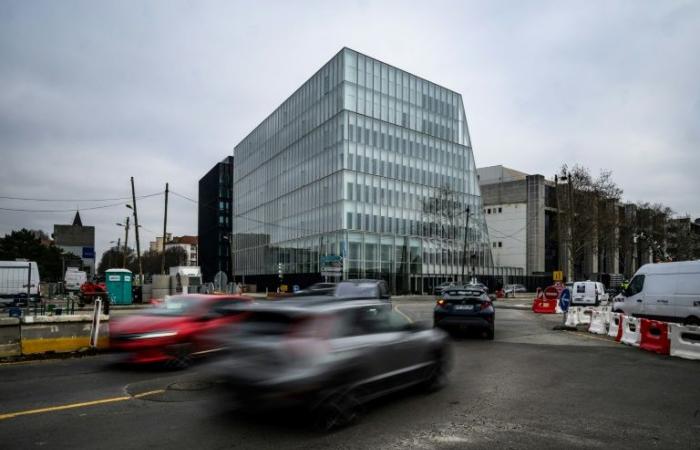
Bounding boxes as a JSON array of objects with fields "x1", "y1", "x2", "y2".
[
  {"x1": 110, "y1": 294, "x2": 252, "y2": 368},
  {"x1": 0, "y1": 261, "x2": 41, "y2": 307},
  {"x1": 612, "y1": 261, "x2": 700, "y2": 324},
  {"x1": 503, "y1": 284, "x2": 527, "y2": 297},
  {"x1": 294, "y1": 282, "x2": 336, "y2": 296},
  {"x1": 334, "y1": 279, "x2": 391, "y2": 301},
  {"x1": 433, "y1": 281, "x2": 457, "y2": 296},
  {"x1": 466, "y1": 281, "x2": 489, "y2": 294},
  {"x1": 570, "y1": 281, "x2": 608, "y2": 306},
  {"x1": 210, "y1": 297, "x2": 451, "y2": 430},
  {"x1": 64, "y1": 267, "x2": 87, "y2": 292},
  {"x1": 434, "y1": 287, "x2": 495, "y2": 339}
]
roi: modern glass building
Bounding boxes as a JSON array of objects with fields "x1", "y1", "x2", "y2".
[{"x1": 232, "y1": 48, "x2": 515, "y2": 293}]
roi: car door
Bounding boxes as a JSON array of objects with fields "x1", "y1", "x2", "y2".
[
  {"x1": 624, "y1": 275, "x2": 646, "y2": 316},
  {"x1": 351, "y1": 305, "x2": 419, "y2": 397}
]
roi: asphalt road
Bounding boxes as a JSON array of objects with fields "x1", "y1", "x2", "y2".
[{"x1": 1, "y1": 300, "x2": 699, "y2": 449}]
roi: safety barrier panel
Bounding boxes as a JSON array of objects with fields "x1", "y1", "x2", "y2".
[
  {"x1": 620, "y1": 316, "x2": 641, "y2": 347},
  {"x1": 588, "y1": 310, "x2": 607, "y2": 335},
  {"x1": 639, "y1": 319, "x2": 670, "y2": 355},
  {"x1": 669, "y1": 324, "x2": 700, "y2": 360},
  {"x1": 564, "y1": 307, "x2": 581, "y2": 327},
  {"x1": 608, "y1": 313, "x2": 624, "y2": 341}
]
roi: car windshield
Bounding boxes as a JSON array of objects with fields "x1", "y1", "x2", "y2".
[{"x1": 146, "y1": 296, "x2": 204, "y2": 316}]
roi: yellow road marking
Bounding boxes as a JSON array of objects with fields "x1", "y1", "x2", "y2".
[
  {"x1": 0, "y1": 389, "x2": 165, "y2": 420},
  {"x1": 394, "y1": 305, "x2": 414, "y2": 323}
]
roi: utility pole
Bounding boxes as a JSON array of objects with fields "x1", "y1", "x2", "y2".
[
  {"x1": 130, "y1": 177, "x2": 143, "y2": 284},
  {"x1": 161, "y1": 183, "x2": 169, "y2": 275},
  {"x1": 123, "y1": 216, "x2": 130, "y2": 269},
  {"x1": 567, "y1": 173, "x2": 574, "y2": 281},
  {"x1": 461, "y1": 207, "x2": 470, "y2": 284}
]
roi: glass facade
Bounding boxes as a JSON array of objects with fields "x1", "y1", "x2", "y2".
[{"x1": 233, "y1": 48, "x2": 501, "y2": 293}]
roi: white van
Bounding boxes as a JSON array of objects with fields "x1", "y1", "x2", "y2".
[
  {"x1": 0, "y1": 261, "x2": 41, "y2": 306},
  {"x1": 613, "y1": 261, "x2": 700, "y2": 324},
  {"x1": 571, "y1": 280, "x2": 608, "y2": 306},
  {"x1": 64, "y1": 268, "x2": 87, "y2": 291}
]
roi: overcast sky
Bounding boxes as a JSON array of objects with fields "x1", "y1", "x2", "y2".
[{"x1": 1, "y1": 0, "x2": 698, "y2": 260}]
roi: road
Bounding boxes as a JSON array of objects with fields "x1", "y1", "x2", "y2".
[{"x1": 1, "y1": 299, "x2": 699, "y2": 449}]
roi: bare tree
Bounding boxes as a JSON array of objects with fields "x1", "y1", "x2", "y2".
[{"x1": 558, "y1": 164, "x2": 623, "y2": 279}]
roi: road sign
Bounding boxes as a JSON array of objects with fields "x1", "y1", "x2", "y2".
[
  {"x1": 559, "y1": 288, "x2": 571, "y2": 312},
  {"x1": 553, "y1": 270, "x2": 563, "y2": 282},
  {"x1": 544, "y1": 286, "x2": 559, "y2": 300}
]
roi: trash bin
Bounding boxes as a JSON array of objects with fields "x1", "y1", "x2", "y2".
[{"x1": 105, "y1": 269, "x2": 133, "y2": 305}]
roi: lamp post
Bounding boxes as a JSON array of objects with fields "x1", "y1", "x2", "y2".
[{"x1": 116, "y1": 218, "x2": 130, "y2": 269}]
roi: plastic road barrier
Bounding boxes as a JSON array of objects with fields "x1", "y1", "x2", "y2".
[
  {"x1": 532, "y1": 297, "x2": 558, "y2": 314},
  {"x1": 588, "y1": 310, "x2": 607, "y2": 335},
  {"x1": 565, "y1": 307, "x2": 580, "y2": 327},
  {"x1": 608, "y1": 313, "x2": 624, "y2": 341},
  {"x1": 576, "y1": 307, "x2": 594, "y2": 326},
  {"x1": 639, "y1": 319, "x2": 670, "y2": 355},
  {"x1": 668, "y1": 324, "x2": 700, "y2": 360},
  {"x1": 620, "y1": 316, "x2": 641, "y2": 347}
]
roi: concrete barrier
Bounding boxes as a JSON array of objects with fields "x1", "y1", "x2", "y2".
[
  {"x1": 0, "y1": 317, "x2": 21, "y2": 358},
  {"x1": 20, "y1": 314, "x2": 109, "y2": 354}
]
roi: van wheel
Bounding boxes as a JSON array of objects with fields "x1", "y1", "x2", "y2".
[
  {"x1": 684, "y1": 316, "x2": 700, "y2": 326},
  {"x1": 313, "y1": 391, "x2": 361, "y2": 431}
]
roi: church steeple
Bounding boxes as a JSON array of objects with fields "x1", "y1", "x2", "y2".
[{"x1": 72, "y1": 210, "x2": 83, "y2": 227}]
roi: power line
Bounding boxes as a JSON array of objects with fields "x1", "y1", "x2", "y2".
[
  {"x1": 0, "y1": 191, "x2": 163, "y2": 202},
  {"x1": 0, "y1": 192, "x2": 164, "y2": 213}
]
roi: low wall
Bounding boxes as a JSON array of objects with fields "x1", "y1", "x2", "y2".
[
  {"x1": 19, "y1": 314, "x2": 109, "y2": 355},
  {"x1": 0, "y1": 317, "x2": 21, "y2": 358}
]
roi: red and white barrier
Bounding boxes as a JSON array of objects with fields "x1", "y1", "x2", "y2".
[
  {"x1": 669, "y1": 324, "x2": 700, "y2": 360},
  {"x1": 608, "y1": 313, "x2": 624, "y2": 341},
  {"x1": 639, "y1": 319, "x2": 670, "y2": 355},
  {"x1": 588, "y1": 310, "x2": 607, "y2": 335},
  {"x1": 620, "y1": 316, "x2": 641, "y2": 347}
]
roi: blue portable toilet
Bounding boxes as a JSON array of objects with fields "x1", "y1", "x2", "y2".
[{"x1": 105, "y1": 269, "x2": 133, "y2": 305}]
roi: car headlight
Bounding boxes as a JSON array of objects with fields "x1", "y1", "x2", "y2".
[{"x1": 132, "y1": 331, "x2": 178, "y2": 339}]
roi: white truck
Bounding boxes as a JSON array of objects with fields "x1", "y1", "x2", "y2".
[
  {"x1": 64, "y1": 267, "x2": 87, "y2": 292},
  {"x1": 0, "y1": 261, "x2": 41, "y2": 306},
  {"x1": 613, "y1": 261, "x2": 700, "y2": 324}
]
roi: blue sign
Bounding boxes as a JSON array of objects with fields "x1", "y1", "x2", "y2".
[
  {"x1": 559, "y1": 288, "x2": 571, "y2": 312},
  {"x1": 82, "y1": 247, "x2": 95, "y2": 259}
]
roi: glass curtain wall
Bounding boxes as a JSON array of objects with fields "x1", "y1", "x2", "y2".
[{"x1": 232, "y1": 48, "x2": 495, "y2": 292}]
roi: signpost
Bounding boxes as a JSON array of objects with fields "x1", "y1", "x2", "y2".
[
  {"x1": 320, "y1": 255, "x2": 343, "y2": 280},
  {"x1": 559, "y1": 288, "x2": 571, "y2": 313},
  {"x1": 553, "y1": 270, "x2": 564, "y2": 282}
]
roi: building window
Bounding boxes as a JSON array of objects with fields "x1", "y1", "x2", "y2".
[
  {"x1": 487, "y1": 208, "x2": 491, "y2": 214},
  {"x1": 498, "y1": 242, "x2": 503, "y2": 248},
  {"x1": 498, "y1": 207, "x2": 502, "y2": 213},
  {"x1": 347, "y1": 212, "x2": 353, "y2": 229}
]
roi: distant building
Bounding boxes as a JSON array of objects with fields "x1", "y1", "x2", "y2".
[
  {"x1": 149, "y1": 233, "x2": 172, "y2": 252},
  {"x1": 165, "y1": 235, "x2": 199, "y2": 267},
  {"x1": 198, "y1": 156, "x2": 233, "y2": 283},
  {"x1": 53, "y1": 211, "x2": 96, "y2": 276}
]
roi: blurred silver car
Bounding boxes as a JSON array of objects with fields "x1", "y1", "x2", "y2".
[{"x1": 210, "y1": 297, "x2": 450, "y2": 430}]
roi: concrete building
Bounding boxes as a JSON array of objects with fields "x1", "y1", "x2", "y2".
[
  {"x1": 52, "y1": 211, "x2": 96, "y2": 276},
  {"x1": 165, "y1": 236, "x2": 198, "y2": 267},
  {"x1": 232, "y1": 48, "x2": 518, "y2": 294},
  {"x1": 477, "y1": 166, "x2": 550, "y2": 275},
  {"x1": 198, "y1": 156, "x2": 234, "y2": 283}
]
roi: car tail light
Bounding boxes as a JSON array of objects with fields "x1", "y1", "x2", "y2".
[
  {"x1": 436, "y1": 299, "x2": 446, "y2": 307},
  {"x1": 480, "y1": 301, "x2": 493, "y2": 311}
]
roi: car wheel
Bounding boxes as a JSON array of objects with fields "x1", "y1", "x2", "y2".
[
  {"x1": 165, "y1": 343, "x2": 193, "y2": 370},
  {"x1": 313, "y1": 391, "x2": 361, "y2": 432},
  {"x1": 422, "y1": 351, "x2": 448, "y2": 393}
]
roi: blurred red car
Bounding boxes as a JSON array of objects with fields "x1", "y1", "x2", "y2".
[{"x1": 110, "y1": 294, "x2": 252, "y2": 368}]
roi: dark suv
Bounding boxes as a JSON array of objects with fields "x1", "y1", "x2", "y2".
[{"x1": 211, "y1": 297, "x2": 450, "y2": 430}]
